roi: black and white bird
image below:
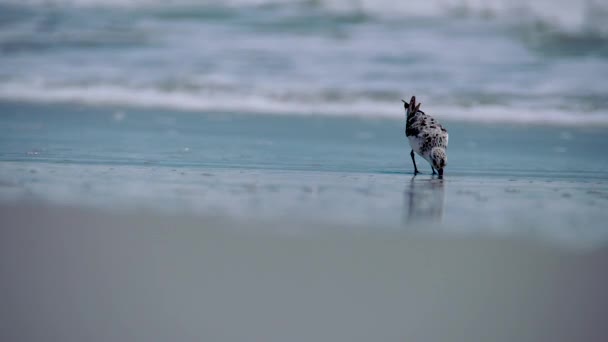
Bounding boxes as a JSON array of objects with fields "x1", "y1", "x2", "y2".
[{"x1": 403, "y1": 96, "x2": 448, "y2": 176}]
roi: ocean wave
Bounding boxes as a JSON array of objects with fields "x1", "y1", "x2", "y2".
[
  {"x1": 2, "y1": 0, "x2": 607, "y2": 125},
  {"x1": 1, "y1": 82, "x2": 607, "y2": 126},
  {"x1": 3, "y1": 0, "x2": 607, "y2": 59},
  {"x1": 5, "y1": 0, "x2": 608, "y2": 36}
]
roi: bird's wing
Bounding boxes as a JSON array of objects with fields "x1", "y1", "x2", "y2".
[{"x1": 405, "y1": 112, "x2": 428, "y2": 137}]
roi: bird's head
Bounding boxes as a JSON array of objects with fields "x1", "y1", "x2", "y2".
[{"x1": 430, "y1": 147, "x2": 447, "y2": 176}]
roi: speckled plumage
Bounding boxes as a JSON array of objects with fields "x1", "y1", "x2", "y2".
[{"x1": 403, "y1": 96, "x2": 448, "y2": 175}]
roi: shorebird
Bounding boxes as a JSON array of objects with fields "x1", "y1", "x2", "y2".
[{"x1": 403, "y1": 96, "x2": 448, "y2": 176}]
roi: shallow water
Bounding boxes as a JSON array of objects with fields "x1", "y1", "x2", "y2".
[{"x1": 2, "y1": 101, "x2": 608, "y2": 249}]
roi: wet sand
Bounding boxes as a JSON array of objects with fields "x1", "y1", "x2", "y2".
[
  {"x1": 2, "y1": 166, "x2": 608, "y2": 341},
  {"x1": 2, "y1": 161, "x2": 608, "y2": 249},
  {"x1": 2, "y1": 201, "x2": 608, "y2": 342}
]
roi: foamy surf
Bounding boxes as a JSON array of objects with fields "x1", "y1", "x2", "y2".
[
  {"x1": 1, "y1": 83, "x2": 607, "y2": 126},
  {"x1": 1, "y1": 0, "x2": 607, "y2": 126}
]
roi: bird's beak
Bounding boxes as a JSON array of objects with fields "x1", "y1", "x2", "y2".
[{"x1": 438, "y1": 168, "x2": 444, "y2": 176}]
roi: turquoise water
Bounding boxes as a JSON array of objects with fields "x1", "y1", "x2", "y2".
[
  {"x1": 2, "y1": 102, "x2": 607, "y2": 174},
  {"x1": 2, "y1": 101, "x2": 608, "y2": 249}
]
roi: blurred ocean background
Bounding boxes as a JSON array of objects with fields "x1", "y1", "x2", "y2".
[{"x1": 1, "y1": 0, "x2": 608, "y2": 124}]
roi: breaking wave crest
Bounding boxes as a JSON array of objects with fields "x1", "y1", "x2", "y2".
[{"x1": 1, "y1": 82, "x2": 607, "y2": 126}]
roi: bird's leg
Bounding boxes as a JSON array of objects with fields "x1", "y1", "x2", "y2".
[
  {"x1": 432, "y1": 167, "x2": 437, "y2": 175},
  {"x1": 410, "y1": 150, "x2": 419, "y2": 174}
]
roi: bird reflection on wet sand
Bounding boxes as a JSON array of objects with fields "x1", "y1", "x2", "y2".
[{"x1": 403, "y1": 175, "x2": 446, "y2": 225}]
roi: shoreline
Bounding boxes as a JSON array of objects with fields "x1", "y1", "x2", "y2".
[{"x1": 2, "y1": 162, "x2": 608, "y2": 251}]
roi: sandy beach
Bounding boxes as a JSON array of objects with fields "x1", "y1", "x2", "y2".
[
  {"x1": 2, "y1": 202, "x2": 608, "y2": 342},
  {"x1": 2, "y1": 101, "x2": 608, "y2": 341}
]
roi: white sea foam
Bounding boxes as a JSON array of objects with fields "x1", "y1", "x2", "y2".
[
  {"x1": 1, "y1": 0, "x2": 607, "y2": 126},
  {"x1": 1, "y1": 82, "x2": 607, "y2": 126}
]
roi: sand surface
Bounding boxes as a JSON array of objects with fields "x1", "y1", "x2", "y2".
[{"x1": 2, "y1": 202, "x2": 608, "y2": 342}]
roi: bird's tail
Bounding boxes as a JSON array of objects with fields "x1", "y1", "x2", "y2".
[{"x1": 402, "y1": 96, "x2": 421, "y2": 118}]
